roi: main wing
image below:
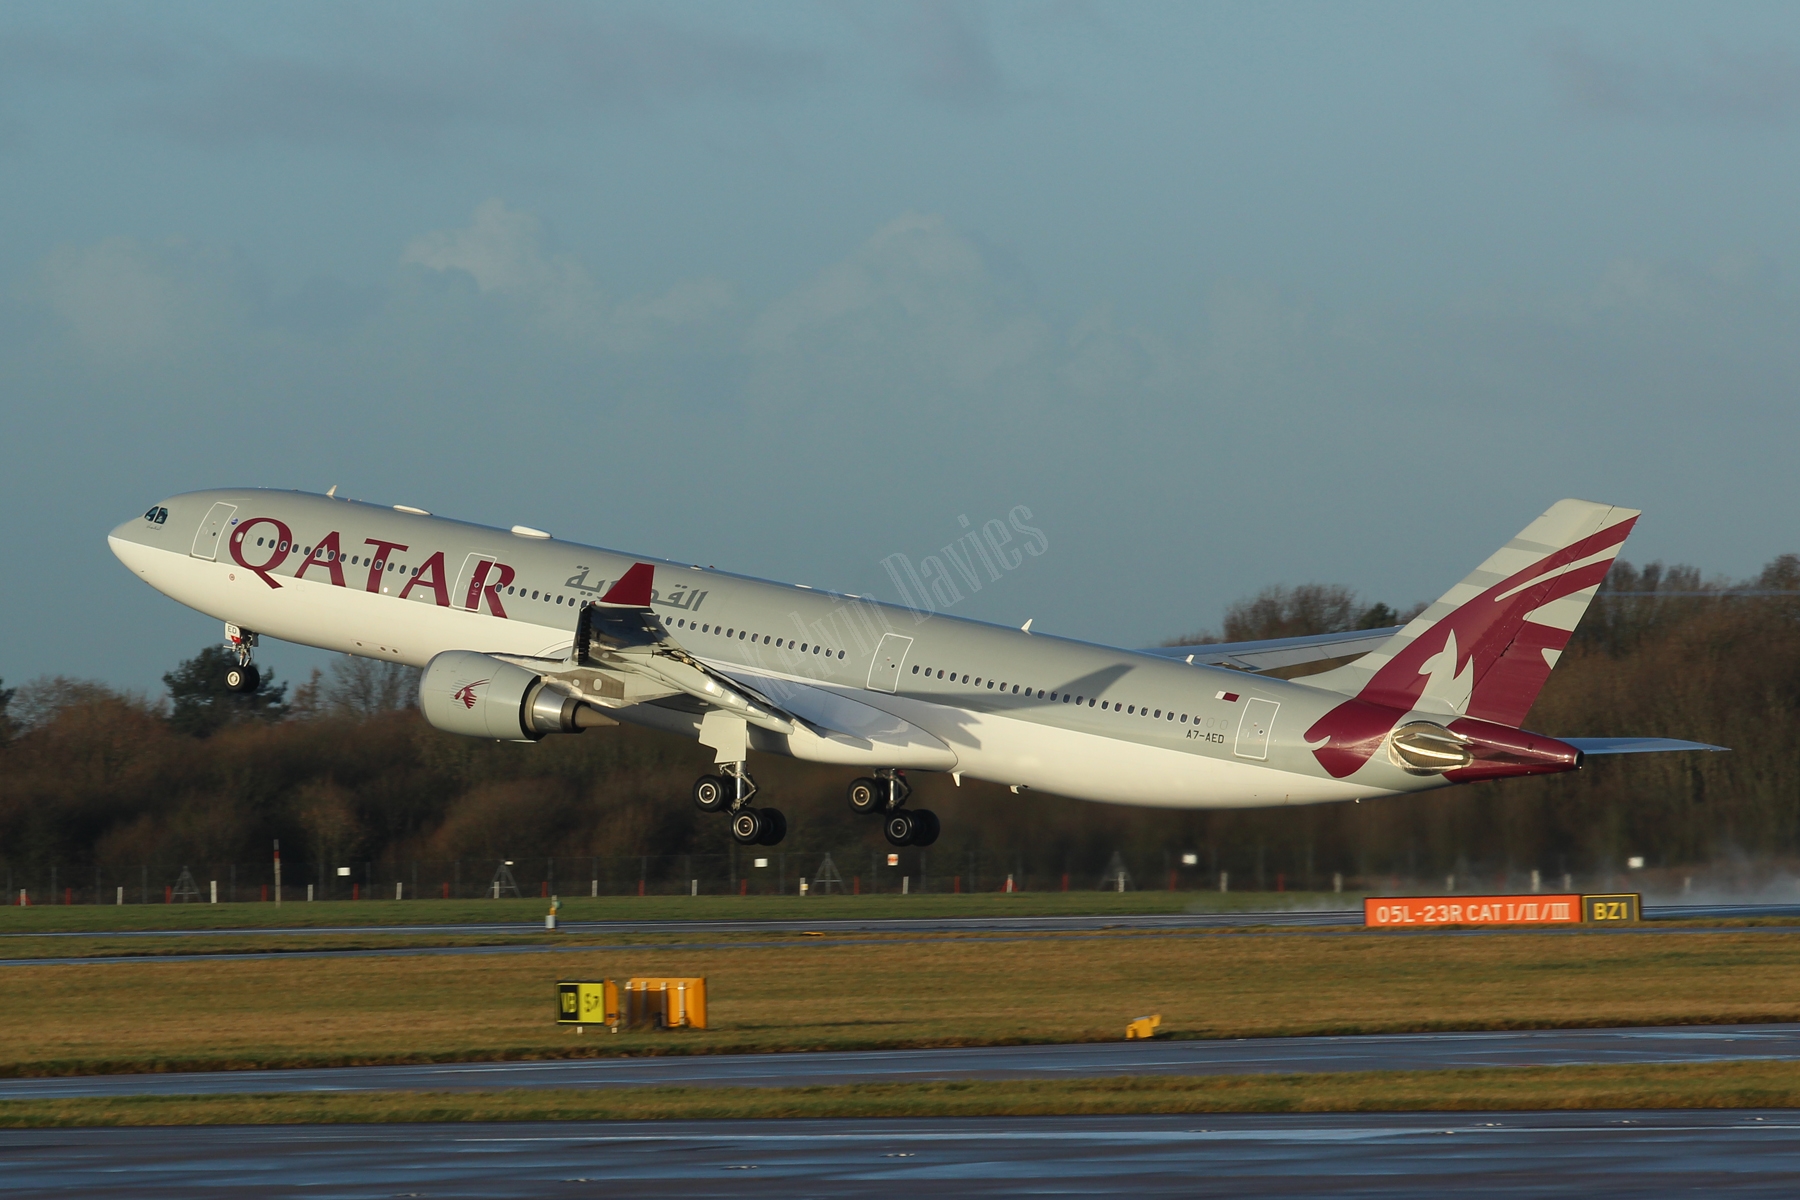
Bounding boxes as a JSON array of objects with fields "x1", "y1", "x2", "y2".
[
  {"x1": 491, "y1": 563, "x2": 798, "y2": 734},
  {"x1": 1139, "y1": 626, "x2": 1404, "y2": 673},
  {"x1": 486, "y1": 564, "x2": 953, "y2": 767}
]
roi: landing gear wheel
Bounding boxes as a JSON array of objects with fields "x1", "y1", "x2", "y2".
[
  {"x1": 225, "y1": 664, "x2": 259, "y2": 693},
  {"x1": 755, "y1": 807, "x2": 787, "y2": 846},
  {"x1": 730, "y1": 808, "x2": 766, "y2": 845},
  {"x1": 909, "y1": 809, "x2": 940, "y2": 847},
  {"x1": 847, "y1": 777, "x2": 881, "y2": 814},
  {"x1": 693, "y1": 775, "x2": 728, "y2": 812},
  {"x1": 884, "y1": 810, "x2": 917, "y2": 848}
]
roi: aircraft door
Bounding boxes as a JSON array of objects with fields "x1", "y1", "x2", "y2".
[
  {"x1": 866, "y1": 633, "x2": 914, "y2": 693},
  {"x1": 1233, "y1": 698, "x2": 1279, "y2": 761},
  {"x1": 189, "y1": 503, "x2": 236, "y2": 560},
  {"x1": 453, "y1": 553, "x2": 497, "y2": 611}
]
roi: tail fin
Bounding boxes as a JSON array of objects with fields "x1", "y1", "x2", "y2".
[{"x1": 1300, "y1": 499, "x2": 1639, "y2": 726}]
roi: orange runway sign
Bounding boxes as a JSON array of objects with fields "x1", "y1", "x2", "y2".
[{"x1": 1365, "y1": 895, "x2": 1582, "y2": 927}]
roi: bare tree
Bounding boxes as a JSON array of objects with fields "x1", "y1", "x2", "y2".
[{"x1": 323, "y1": 657, "x2": 421, "y2": 719}]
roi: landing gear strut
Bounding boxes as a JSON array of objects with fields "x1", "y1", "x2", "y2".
[
  {"x1": 223, "y1": 623, "x2": 260, "y2": 693},
  {"x1": 848, "y1": 769, "x2": 938, "y2": 847},
  {"x1": 693, "y1": 763, "x2": 785, "y2": 846}
]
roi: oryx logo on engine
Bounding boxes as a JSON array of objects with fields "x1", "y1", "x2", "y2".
[{"x1": 452, "y1": 680, "x2": 489, "y2": 709}]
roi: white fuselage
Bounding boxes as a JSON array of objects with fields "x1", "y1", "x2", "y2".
[{"x1": 110, "y1": 489, "x2": 1432, "y2": 810}]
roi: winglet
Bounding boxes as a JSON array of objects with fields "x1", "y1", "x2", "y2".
[{"x1": 601, "y1": 562, "x2": 654, "y2": 607}]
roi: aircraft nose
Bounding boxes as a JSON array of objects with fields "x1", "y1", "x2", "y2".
[{"x1": 109, "y1": 509, "x2": 162, "y2": 567}]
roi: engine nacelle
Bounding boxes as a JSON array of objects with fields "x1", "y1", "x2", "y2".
[{"x1": 418, "y1": 650, "x2": 601, "y2": 741}]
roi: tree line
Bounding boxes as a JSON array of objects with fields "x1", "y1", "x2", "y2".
[{"x1": 0, "y1": 554, "x2": 1795, "y2": 894}]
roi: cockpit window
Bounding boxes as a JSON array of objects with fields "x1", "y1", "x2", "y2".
[{"x1": 143, "y1": 506, "x2": 168, "y2": 525}]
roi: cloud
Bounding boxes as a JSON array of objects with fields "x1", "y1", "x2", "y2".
[
  {"x1": 402, "y1": 200, "x2": 577, "y2": 296},
  {"x1": 1537, "y1": 32, "x2": 1800, "y2": 125},
  {"x1": 401, "y1": 199, "x2": 732, "y2": 351},
  {"x1": 746, "y1": 212, "x2": 1050, "y2": 401},
  {"x1": 835, "y1": 0, "x2": 1007, "y2": 108},
  {"x1": 887, "y1": 0, "x2": 1005, "y2": 108},
  {"x1": 35, "y1": 235, "x2": 262, "y2": 359},
  {"x1": 1, "y1": 8, "x2": 830, "y2": 150},
  {"x1": 503, "y1": 6, "x2": 829, "y2": 107}
]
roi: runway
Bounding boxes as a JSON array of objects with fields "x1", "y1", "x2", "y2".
[
  {"x1": 7, "y1": 1112, "x2": 1800, "y2": 1197},
  {"x1": 2, "y1": 909, "x2": 1364, "y2": 940},
  {"x1": 5, "y1": 1023, "x2": 1798, "y2": 1100},
  {"x1": 7, "y1": 899, "x2": 1794, "y2": 947}
]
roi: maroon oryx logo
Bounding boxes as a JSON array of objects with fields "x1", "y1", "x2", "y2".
[{"x1": 452, "y1": 679, "x2": 489, "y2": 709}]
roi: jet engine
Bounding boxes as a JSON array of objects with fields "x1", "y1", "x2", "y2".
[{"x1": 418, "y1": 650, "x2": 612, "y2": 741}]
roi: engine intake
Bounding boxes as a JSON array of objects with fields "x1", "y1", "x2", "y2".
[{"x1": 418, "y1": 650, "x2": 608, "y2": 741}]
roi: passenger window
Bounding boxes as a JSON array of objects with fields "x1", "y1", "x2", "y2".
[{"x1": 1012, "y1": 685, "x2": 1019, "y2": 694}]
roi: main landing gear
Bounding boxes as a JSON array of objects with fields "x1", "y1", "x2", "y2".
[
  {"x1": 693, "y1": 763, "x2": 786, "y2": 846},
  {"x1": 848, "y1": 769, "x2": 939, "y2": 848},
  {"x1": 223, "y1": 624, "x2": 261, "y2": 693}
]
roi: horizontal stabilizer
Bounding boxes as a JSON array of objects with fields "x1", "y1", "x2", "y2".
[
  {"x1": 1143, "y1": 626, "x2": 1404, "y2": 673},
  {"x1": 1563, "y1": 737, "x2": 1728, "y2": 755}
]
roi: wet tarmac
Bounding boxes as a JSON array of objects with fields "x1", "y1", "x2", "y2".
[
  {"x1": 7, "y1": 1111, "x2": 1799, "y2": 1198},
  {"x1": 4, "y1": 1023, "x2": 1798, "y2": 1100}
]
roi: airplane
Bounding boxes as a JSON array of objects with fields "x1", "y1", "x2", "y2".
[{"x1": 109, "y1": 491, "x2": 1721, "y2": 848}]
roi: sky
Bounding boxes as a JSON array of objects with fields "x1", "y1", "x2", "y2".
[{"x1": 3, "y1": 0, "x2": 1799, "y2": 698}]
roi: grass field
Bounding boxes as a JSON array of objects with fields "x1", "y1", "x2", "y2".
[
  {"x1": 6, "y1": 925, "x2": 1800, "y2": 1077},
  {"x1": 4, "y1": 1062, "x2": 1800, "y2": 1126},
  {"x1": 0, "y1": 891, "x2": 1353, "y2": 933}
]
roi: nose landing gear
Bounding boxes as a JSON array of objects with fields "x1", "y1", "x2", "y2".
[
  {"x1": 223, "y1": 623, "x2": 261, "y2": 693},
  {"x1": 693, "y1": 763, "x2": 785, "y2": 846},
  {"x1": 850, "y1": 769, "x2": 939, "y2": 847}
]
